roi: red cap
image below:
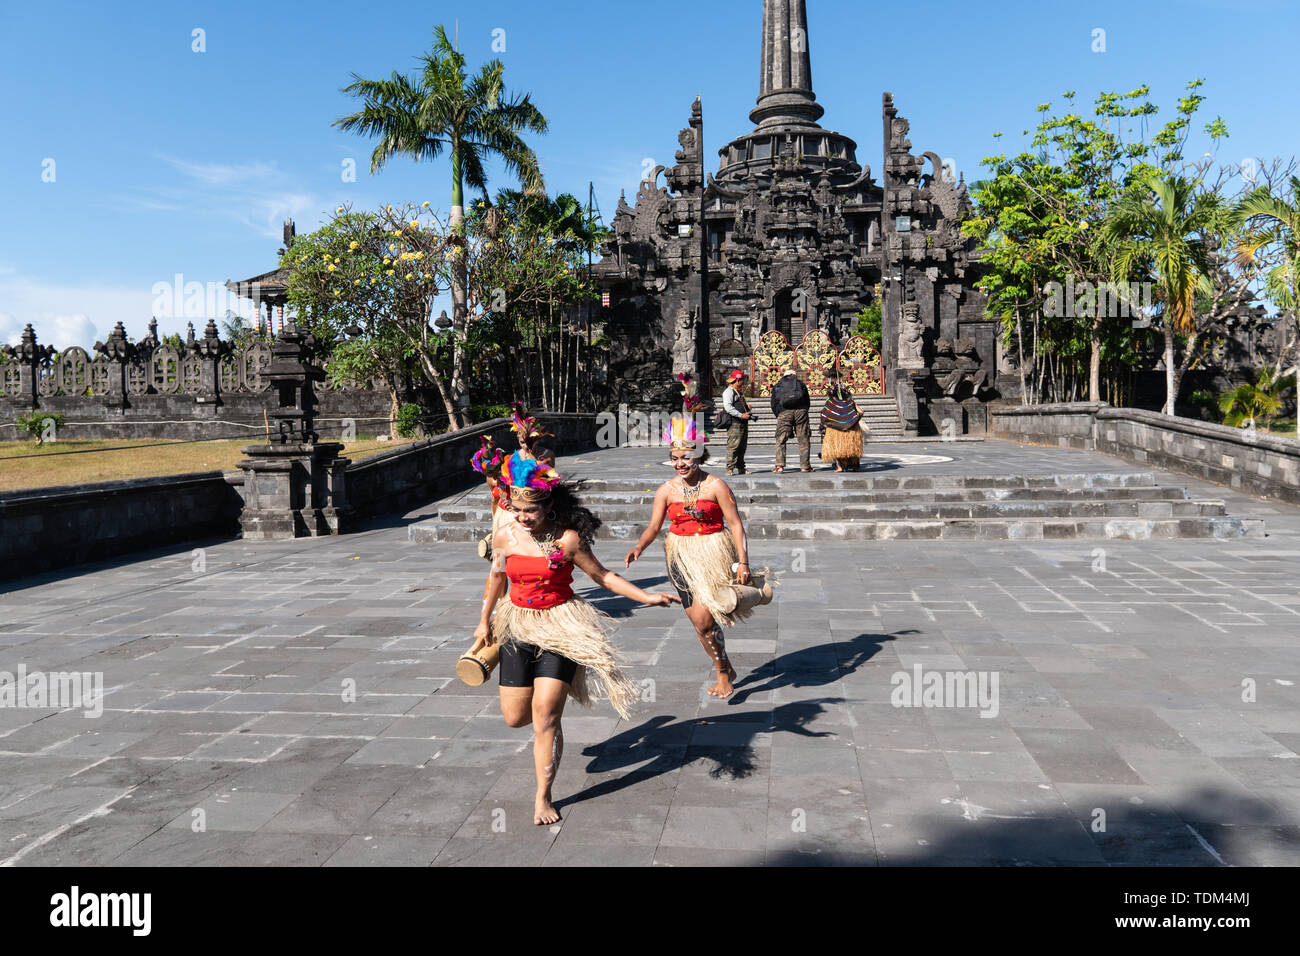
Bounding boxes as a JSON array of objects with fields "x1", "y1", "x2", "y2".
[{"x1": 728, "y1": 369, "x2": 745, "y2": 381}]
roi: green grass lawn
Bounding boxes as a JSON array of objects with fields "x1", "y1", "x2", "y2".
[
  {"x1": 0, "y1": 436, "x2": 418, "y2": 493},
  {"x1": 1259, "y1": 418, "x2": 1297, "y2": 438}
]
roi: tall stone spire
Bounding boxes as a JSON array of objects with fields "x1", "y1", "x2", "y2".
[{"x1": 750, "y1": 0, "x2": 824, "y2": 129}]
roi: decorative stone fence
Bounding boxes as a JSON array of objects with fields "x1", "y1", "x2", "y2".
[
  {"x1": 990, "y1": 402, "x2": 1300, "y2": 505},
  {"x1": 0, "y1": 320, "x2": 389, "y2": 440},
  {"x1": 0, "y1": 413, "x2": 599, "y2": 581}
]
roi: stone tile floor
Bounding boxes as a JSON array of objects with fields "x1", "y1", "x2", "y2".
[{"x1": 0, "y1": 440, "x2": 1296, "y2": 865}]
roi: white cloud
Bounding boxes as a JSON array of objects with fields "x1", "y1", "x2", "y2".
[
  {"x1": 235, "y1": 191, "x2": 322, "y2": 240},
  {"x1": 0, "y1": 313, "x2": 23, "y2": 347},
  {"x1": 110, "y1": 158, "x2": 329, "y2": 241},
  {"x1": 0, "y1": 311, "x2": 98, "y2": 351},
  {"x1": 158, "y1": 156, "x2": 280, "y2": 186},
  {"x1": 0, "y1": 271, "x2": 256, "y2": 350}
]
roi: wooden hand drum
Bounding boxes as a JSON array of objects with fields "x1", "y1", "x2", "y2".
[{"x1": 456, "y1": 637, "x2": 501, "y2": 686}]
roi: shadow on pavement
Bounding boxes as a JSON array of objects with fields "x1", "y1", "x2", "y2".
[
  {"x1": 729, "y1": 629, "x2": 917, "y2": 705},
  {"x1": 559, "y1": 699, "x2": 840, "y2": 811}
]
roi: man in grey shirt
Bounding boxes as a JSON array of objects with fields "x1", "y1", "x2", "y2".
[{"x1": 721, "y1": 369, "x2": 752, "y2": 475}]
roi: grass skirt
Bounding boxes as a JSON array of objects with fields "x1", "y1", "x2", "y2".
[
  {"x1": 664, "y1": 531, "x2": 751, "y2": 628},
  {"x1": 491, "y1": 596, "x2": 639, "y2": 719},
  {"x1": 820, "y1": 423, "x2": 863, "y2": 464},
  {"x1": 491, "y1": 505, "x2": 516, "y2": 535}
]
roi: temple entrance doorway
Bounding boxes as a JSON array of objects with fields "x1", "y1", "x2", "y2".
[
  {"x1": 774, "y1": 289, "x2": 805, "y2": 344},
  {"x1": 751, "y1": 329, "x2": 884, "y2": 396}
]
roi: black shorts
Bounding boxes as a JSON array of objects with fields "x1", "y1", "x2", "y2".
[
  {"x1": 498, "y1": 640, "x2": 579, "y2": 687},
  {"x1": 667, "y1": 561, "x2": 695, "y2": 609}
]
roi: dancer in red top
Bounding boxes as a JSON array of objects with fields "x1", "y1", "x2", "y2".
[
  {"x1": 624, "y1": 419, "x2": 756, "y2": 699},
  {"x1": 475, "y1": 456, "x2": 679, "y2": 824}
]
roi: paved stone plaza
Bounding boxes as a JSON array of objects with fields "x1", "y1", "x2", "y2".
[{"x1": 1, "y1": 439, "x2": 1297, "y2": 866}]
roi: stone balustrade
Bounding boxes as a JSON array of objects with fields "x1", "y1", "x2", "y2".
[{"x1": 990, "y1": 402, "x2": 1300, "y2": 505}]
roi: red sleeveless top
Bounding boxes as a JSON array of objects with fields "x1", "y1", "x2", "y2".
[
  {"x1": 505, "y1": 554, "x2": 574, "y2": 609},
  {"x1": 668, "y1": 500, "x2": 724, "y2": 536}
]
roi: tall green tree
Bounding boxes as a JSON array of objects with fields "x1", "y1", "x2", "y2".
[
  {"x1": 1105, "y1": 171, "x2": 1221, "y2": 414},
  {"x1": 281, "y1": 202, "x2": 457, "y2": 427},
  {"x1": 965, "y1": 81, "x2": 1232, "y2": 407},
  {"x1": 1235, "y1": 174, "x2": 1300, "y2": 432},
  {"x1": 466, "y1": 193, "x2": 602, "y2": 411},
  {"x1": 333, "y1": 25, "x2": 547, "y2": 428}
]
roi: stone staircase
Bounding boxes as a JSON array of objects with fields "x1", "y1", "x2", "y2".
[
  {"x1": 411, "y1": 471, "x2": 1265, "y2": 543},
  {"x1": 741, "y1": 394, "x2": 905, "y2": 444}
]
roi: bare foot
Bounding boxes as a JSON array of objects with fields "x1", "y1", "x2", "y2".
[
  {"x1": 707, "y1": 666, "x2": 737, "y2": 699},
  {"x1": 534, "y1": 796, "x2": 560, "y2": 825}
]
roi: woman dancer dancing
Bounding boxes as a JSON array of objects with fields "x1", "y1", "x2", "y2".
[
  {"x1": 474, "y1": 456, "x2": 679, "y2": 824},
  {"x1": 624, "y1": 420, "x2": 754, "y2": 699}
]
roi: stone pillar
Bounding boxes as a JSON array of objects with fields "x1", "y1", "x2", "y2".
[
  {"x1": 93, "y1": 321, "x2": 132, "y2": 409},
  {"x1": 237, "y1": 324, "x2": 354, "y2": 538},
  {"x1": 892, "y1": 367, "x2": 931, "y2": 437},
  {"x1": 8, "y1": 325, "x2": 53, "y2": 410},
  {"x1": 193, "y1": 318, "x2": 226, "y2": 407}
]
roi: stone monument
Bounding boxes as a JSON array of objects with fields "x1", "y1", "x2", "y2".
[
  {"x1": 236, "y1": 324, "x2": 353, "y2": 538},
  {"x1": 591, "y1": 0, "x2": 996, "y2": 433}
]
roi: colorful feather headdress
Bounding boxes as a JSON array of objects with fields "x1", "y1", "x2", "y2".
[
  {"x1": 510, "y1": 403, "x2": 552, "y2": 442},
  {"x1": 662, "y1": 415, "x2": 708, "y2": 449},
  {"x1": 675, "y1": 372, "x2": 709, "y2": 413},
  {"x1": 503, "y1": 453, "x2": 561, "y2": 501},
  {"x1": 470, "y1": 437, "x2": 507, "y2": 478}
]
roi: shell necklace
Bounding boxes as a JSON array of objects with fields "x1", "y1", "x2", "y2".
[
  {"x1": 529, "y1": 523, "x2": 566, "y2": 569},
  {"x1": 677, "y1": 476, "x2": 710, "y2": 522}
]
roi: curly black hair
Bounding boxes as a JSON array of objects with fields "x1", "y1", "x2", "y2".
[
  {"x1": 552, "y1": 480, "x2": 602, "y2": 552},
  {"x1": 518, "y1": 479, "x2": 602, "y2": 552}
]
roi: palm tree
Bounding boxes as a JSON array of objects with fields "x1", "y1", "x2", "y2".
[
  {"x1": 333, "y1": 25, "x2": 547, "y2": 428},
  {"x1": 1234, "y1": 175, "x2": 1300, "y2": 434},
  {"x1": 1218, "y1": 370, "x2": 1286, "y2": 431},
  {"x1": 487, "y1": 189, "x2": 607, "y2": 254},
  {"x1": 1105, "y1": 171, "x2": 1221, "y2": 415}
]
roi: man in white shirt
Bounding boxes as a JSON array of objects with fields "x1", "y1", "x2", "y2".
[{"x1": 721, "y1": 369, "x2": 752, "y2": 475}]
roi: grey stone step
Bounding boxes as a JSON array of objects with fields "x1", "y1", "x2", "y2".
[
  {"x1": 529, "y1": 473, "x2": 1163, "y2": 492},
  {"x1": 412, "y1": 514, "x2": 1264, "y2": 544},
  {"x1": 414, "y1": 463, "x2": 1263, "y2": 542},
  {"x1": 435, "y1": 498, "x2": 1226, "y2": 525},
  {"x1": 454, "y1": 485, "x2": 1197, "y2": 506}
]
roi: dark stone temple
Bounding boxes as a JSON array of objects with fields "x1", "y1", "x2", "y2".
[{"x1": 593, "y1": 0, "x2": 999, "y2": 434}]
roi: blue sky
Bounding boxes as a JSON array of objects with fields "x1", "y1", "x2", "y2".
[{"x1": 2, "y1": 0, "x2": 1297, "y2": 349}]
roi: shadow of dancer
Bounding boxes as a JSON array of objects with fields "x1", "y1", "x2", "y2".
[
  {"x1": 729, "y1": 629, "x2": 918, "y2": 706},
  {"x1": 558, "y1": 699, "x2": 839, "y2": 811}
]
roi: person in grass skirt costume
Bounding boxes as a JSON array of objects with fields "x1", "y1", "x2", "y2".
[
  {"x1": 819, "y1": 370, "x2": 864, "y2": 472},
  {"x1": 474, "y1": 455, "x2": 679, "y2": 824},
  {"x1": 624, "y1": 418, "x2": 765, "y2": 699}
]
